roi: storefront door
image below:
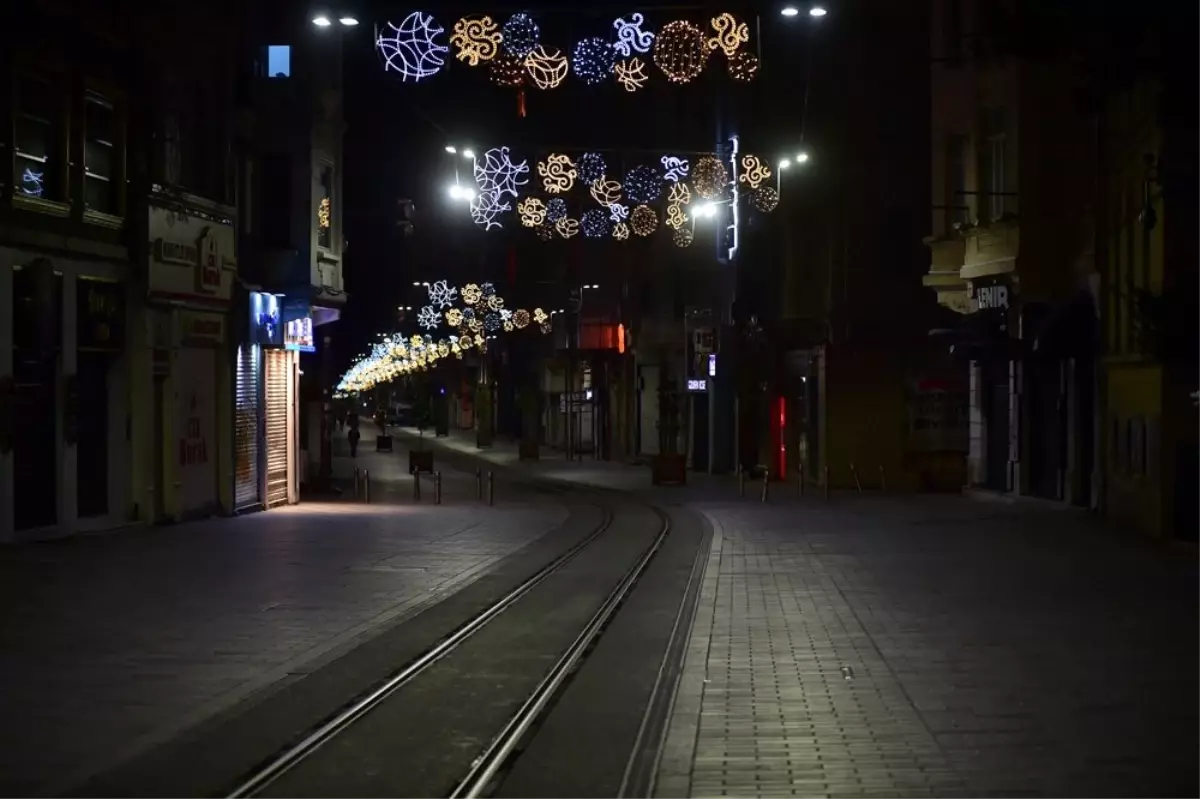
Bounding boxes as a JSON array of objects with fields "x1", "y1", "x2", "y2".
[
  {"x1": 265, "y1": 350, "x2": 290, "y2": 507},
  {"x1": 234, "y1": 343, "x2": 261, "y2": 509},
  {"x1": 175, "y1": 347, "x2": 217, "y2": 517}
]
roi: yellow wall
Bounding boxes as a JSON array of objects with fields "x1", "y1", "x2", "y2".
[{"x1": 1104, "y1": 364, "x2": 1163, "y2": 537}]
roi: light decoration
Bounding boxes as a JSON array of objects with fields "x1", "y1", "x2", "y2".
[
  {"x1": 535, "y1": 223, "x2": 555, "y2": 241},
  {"x1": 411, "y1": 334, "x2": 424, "y2": 347},
  {"x1": 462, "y1": 283, "x2": 483, "y2": 305},
  {"x1": 486, "y1": 293, "x2": 504, "y2": 310},
  {"x1": 589, "y1": 176, "x2": 623, "y2": 206},
  {"x1": 673, "y1": 226, "x2": 695, "y2": 247},
  {"x1": 692, "y1": 155, "x2": 728, "y2": 199},
  {"x1": 518, "y1": 197, "x2": 547, "y2": 227},
  {"x1": 752, "y1": 185, "x2": 779, "y2": 213},
  {"x1": 666, "y1": 204, "x2": 688, "y2": 230},
  {"x1": 450, "y1": 16, "x2": 503, "y2": 66},
  {"x1": 653, "y1": 20, "x2": 709, "y2": 84},
  {"x1": 469, "y1": 317, "x2": 483, "y2": 332},
  {"x1": 513, "y1": 309, "x2": 531, "y2": 328},
  {"x1": 581, "y1": 208, "x2": 610, "y2": 238},
  {"x1": 613, "y1": 221, "x2": 630, "y2": 240},
  {"x1": 445, "y1": 308, "x2": 464, "y2": 326},
  {"x1": 501, "y1": 12, "x2": 540, "y2": 58},
  {"x1": 572, "y1": 37, "x2": 616, "y2": 85},
  {"x1": 428, "y1": 279, "x2": 458, "y2": 308},
  {"x1": 489, "y1": 52, "x2": 526, "y2": 87},
  {"x1": 474, "y1": 146, "x2": 529, "y2": 198},
  {"x1": 376, "y1": 13, "x2": 449, "y2": 82},
  {"x1": 576, "y1": 152, "x2": 606, "y2": 186},
  {"x1": 706, "y1": 13, "x2": 750, "y2": 58},
  {"x1": 417, "y1": 305, "x2": 441, "y2": 329},
  {"x1": 608, "y1": 203, "x2": 630, "y2": 222},
  {"x1": 555, "y1": 218, "x2": 580, "y2": 238},
  {"x1": 668, "y1": 182, "x2": 692, "y2": 205},
  {"x1": 728, "y1": 134, "x2": 740, "y2": 261},
  {"x1": 728, "y1": 51, "x2": 759, "y2": 82},
  {"x1": 612, "y1": 12, "x2": 655, "y2": 57},
  {"x1": 546, "y1": 197, "x2": 567, "y2": 223},
  {"x1": 21, "y1": 168, "x2": 45, "y2": 196},
  {"x1": 630, "y1": 205, "x2": 658, "y2": 236},
  {"x1": 613, "y1": 58, "x2": 649, "y2": 92},
  {"x1": 739, "y1": 154, "x2": 771, "y2": 189},
  {"x1": 481, "y1": 281, "x2": 496, "y2": 297},
  {"x1": 538, "y1": 153, "x2": 577, "y2": 194},
  {"x1": 524, "y1": 45, "x2": 569, "y2": 89},
  {"x1": 470, "y1": 189, "x2": 509, "y2": 229},
  {"x1": 661, "y1": 156, "x2": 689, "y2": 183},
  {"x1": 624, "y1": 164, "x2": 663, "y2": 203},
  {"x1": 484, "y1": 312, "x2": 502, "y2": 332},
  {"x1": 540, "y1": 321, "x2": 553, "y2": 334},
  {"x1": 533, "y1": 308, "x2": 548, "y2": 324}
]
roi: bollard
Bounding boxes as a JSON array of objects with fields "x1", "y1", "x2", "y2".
[
  {"x1": 413, "y1": 468, "x2": 421, "y2": 502},
  {"x1": 353, "y1": 467, "x2": 360, "y2": 499},
  {"x1": 738, "y1": 465, "x2": 745, "y2": 498},
  {"x1": 475, "y1": 468, "x2": 482, "y2": 500},
  {"x1": 851, "y1": 463, "x2": 863, "y2": 493},
  {"x1": 435, "y1": 471, "x2": 442, "y2": 505},
  {"x1": 798, "y1": 462, "x2": 805, "y2": 497},
  {"x1": 760, "y1": 470, "x2": 769, "y2": 503},
  {"x1": 363, "y1": 470, "x2": 371, "y2": 504},
  {"x1": 823, "y1": 466, "x2": 830, "y2": 501},
  {"x1": 879, "y1": 465, "x2": 887, "y2": 492},
  {"x1": 487, "y1": 471, "x2": 495, "y2": 506}
]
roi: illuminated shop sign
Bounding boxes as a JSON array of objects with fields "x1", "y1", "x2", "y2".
[{"x1": 285, "y1": 316, "x2": 315, "y2": 352}]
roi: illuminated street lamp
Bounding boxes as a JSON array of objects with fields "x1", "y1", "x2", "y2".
[
  {"x1": 448, "y1": 184, "x2": 475, "y2": 201},
  {"x1": 781, "y1": 6, "x2": 800, "y2": 16},
  {"x1": 796, "y1": 151, "x2": 810, "y2": 163},
  {"x1": 312, "y1": 13, "x2": 358, "y2": 28},
  {"x1": 810, "y1": 6, "x2": 827, "y2": 17},
  {"x1": 445, "y1": 145, "x2": 457, "y2": 154}
]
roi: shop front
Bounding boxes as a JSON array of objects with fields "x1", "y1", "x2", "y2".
[{"x1": 263, "y1": 298, "x2": 308, "y2": 507}]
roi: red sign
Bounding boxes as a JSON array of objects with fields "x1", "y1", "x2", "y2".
[{"x1": 196, "y1": 227, "x2": 221, "y2": 293}]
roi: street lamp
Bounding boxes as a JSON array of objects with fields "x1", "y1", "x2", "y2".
[
  {"x1": 781, "y1": 6, "x2": 800, "y2": 16},
  {"x1": 448, "y1": 184, "x2": 475, "y2": 201},
  {"x1": 461, "y1": 148, "x2": 475, "y2": 160},
  {"x1": 809, "y1": 5, "x2": 828, "y2": 17},
  {"x1": 444, "y1": 145, "x2": 457, "y2": 154},
  {"x1": 796, "y1": 151, "x2": 810, "y2": 163},
  {"x1": 694, "y1": 202, "x2": 718, "y2": 219},
  {"x1": 312, "y1": 13, "x2": 358, "y2": 28}
]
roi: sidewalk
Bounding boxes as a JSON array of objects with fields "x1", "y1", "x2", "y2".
[
  {"x1": 0, "y1": 431, "x2": 573, "y2": 796},
  {"x1": 654, "y1": 498, "x2": 1199, "y2": 798}
]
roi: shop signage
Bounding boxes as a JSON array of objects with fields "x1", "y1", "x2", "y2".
[
  {"x1": 180, "y1": 392, "x2": 210, "y2": 467},
  {"x1": 148, "y1": 205, "x2": 235, "y2": 302},
  {"x1": 285, "y1": 316, "x2": 315, "y2": 352},
  {"x1": 687, "y1": 378, "x2": 707, "y2": 392},
  {"x1": 179, "y1": 311, "x2": 225, "y2": 346},
  {"x1": 77, "y1": 279, "x2": 125, "y2": 351},
  {"x1": 250, "y1": 291, "x2": 283, "y2": 348}
]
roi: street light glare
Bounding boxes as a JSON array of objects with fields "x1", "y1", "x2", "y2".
[
  {"x1": 797, "y1": 151, "x2": 810, "y2": 163},
  {"x1": 696, "y1": 203, "x2": 717, "y2": 219},
  {"x1": 781, "y1": 6, "x2": 800, "y2": 16},
  {"x1": 810, "y1": 5, "x2": 828, "y2": 16},
  {"x1": 462, "y1": 149, "x2": 475, "y2": 160},
  {"x1": 339, "y1": 16, "x2": 359, "y2": 26},
  {"x1": 445, "y1": 145, "x2": 457, "y2": 154},
  {"x1": 312, "y1": 15, "x2": 332, "y2": 27},
  {"x1": 780, "y1": 159, "x2": 791, "y2": 169}
]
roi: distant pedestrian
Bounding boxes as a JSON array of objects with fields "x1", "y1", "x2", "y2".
[{"x1": 348, "y1": 426, "x2": 361, "y2": 458}]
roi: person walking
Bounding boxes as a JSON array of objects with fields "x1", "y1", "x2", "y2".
[{"x1": 348, "y1": 425, "x2": 361, "y2": 458}]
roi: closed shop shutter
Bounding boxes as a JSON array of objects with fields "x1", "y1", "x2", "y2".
[
  {"x1": 265, "y1": 350, "x2": 289, "y2": 507},
  {"x1": 234, "y1": 344, "x2": 261, "y2": 509}
]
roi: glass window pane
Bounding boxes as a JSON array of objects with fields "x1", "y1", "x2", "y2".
[
  {"x1": 14, "y1": 117, "x2": 50, "y2": 161},
  {"x1": 16, "y1": 76, "x2": 55, "y2": 124},
  {"x1": 86, "y1": 139, "x2": 112, "y2": 178},
  {"x1": 86, "y1": 98, "x2": 114, "y2": 145},
  {"x1": 267, "y1": 45, "x2": 291, "y2": 78},
  {"x1": 85, "y1": 175, "x2": 116, "y2": 214}
]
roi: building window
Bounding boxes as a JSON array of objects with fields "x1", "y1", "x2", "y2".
[
  {"x1": 946, "y1": 134, "x2": 968, "y2": 228},
  {"x1": 266, "y1": 46, "x2": 292, "y2": 78},
  {"x1": 317, "y1": 165, "x2": 333, "y2": 249},
  {"x1": 979, "y1": 107, "x2": 1007, "y2": 221},
  {"x1": 14, "y1": 74, "x2": 61, "y2": 201},
  {"x1": 84, "y1": 95, "x2": 118, "y2": 215}
]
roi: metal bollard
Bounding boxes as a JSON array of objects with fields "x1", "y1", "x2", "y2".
[
  {"x1": 879, "y1": 465, "x2": 887, "y2": 492},
  {"x1": 798, "y1": 463, "x2": 805, "y2": 497},
  {"x1": 760, "y1": 470, "x2": 769, "y2": 503},
  {"x1": 487, "y1": 471, "x2": 495, "y2": 506},
  {"x1": 851, "y1": 463, "x2": 863, "y2": 493},
  {"x1": 363, "y1": 470, "x2": 371, "y2": 504},
  {"x1": 475, "y1": 468, "x2": 482, "y2": 500},
  {"x1": 824, "y1": 466, "x2": 830, "y2": 501},
  {"x1": 353, "y1": 467, "x2": 360, "y2": 499},
  {"x1": 435, "y1": 471, "x2": 442, "y2": 505},
  {"x1": 413, "y1": 468, "x2": 421, "y2": 501},
  {"x1": 738, "y1": 465, "x2": 745, "y2": 498}
]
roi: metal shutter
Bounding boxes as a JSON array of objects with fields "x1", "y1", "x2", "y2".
[
  {"x1": 234, "y1": 344, "x2": 260, "y2": 509},
  {"x1": 265, "y1": 350, "x2": 289, "y2": 507}
]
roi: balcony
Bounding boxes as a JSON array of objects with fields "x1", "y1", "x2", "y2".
[
  {"x1": 961, "y1": 215, "x2": 1020, "y2": 280},
  {"x1": 922, "y1": 234, "x2": 970, "y2": 314}
]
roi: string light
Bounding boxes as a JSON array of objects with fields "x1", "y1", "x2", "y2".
[
  {"x1": 524, "y1": 45, "x2": 569, "y2": 89},
  {"x1": 481, "y1": 281, "x2": 496, "y2": 297},
  {"x1": 572, "y1": 37, "x2": 616, "y2": 85},
  {"x1": 739, "y1": 154, "x2": 771, "y2": 189},
  {"x1": 501, "y1": 12, "x2": 540, "y2": 58},
  {"x1": 706, "y1": 13, "x2": 750, "y2": 58},
  {"x1": 462, "y1": 284, "x2": 483, "y2": 305},
  {"x1": 577, "y1": 152, "x2": 606, "y2": 186},
  {"x1": 534, "y1": 308, "x2": 549, "y2": 323},
  {"x1": 728, "y1": 51, "x2": 759, "y2": 82},
  {"x1": 613, "y1": 58, "x2": 649, "y2": 91},
  {"x1": 581, "y1": 208, "x2": 610, "y2": 238},
  {"x1": 556, "y1": 218, "x2": 580, "y2": 238},
  {"x1": 653, "y1": 20, "x2": 709, "y2": 84},
  {"x1": 668, "y1": 182, "x2": 692, "y2": 205},
  {"x1": 470, "y1": 189, "x2": 509, "y2": 229},
  {"x1": 489, "y1": 51, "x2": 525, "y2": 87},
  {"x1": 450, "y1": 16, "x2": 503, "y2": 65},
  {"x1": 612, "y1": 12, "x2": 655, "y2": 56},
  {"x1": 484, "y1": 312, "x2": 502, "y2": 332},
  {"x1": 376, "y1": 13, "x2": 449, "y2": 82},
  {"x1": 536, "y1": 223, "x2": 555, "y2": 241},
  {"x1": 661, "y1": 156, "x2": 690, "y2": 182},
  {"x1": 666, "y1": 204, "x2": 687, "y2": 229},
  {"x1": 428, "y1": 280, "x2": 458, "y2": 308},
  {"x1": 590, "y1": 176, "x2": 623, "y2": 206},
  {"x1": 538, "y1": 153, "x2": 577, "y2": 193},
  {"x1": 486, "y1": 294, "x2": 504, "y2": 311},
  {"x1": 417, "y1": 305, "x2": 441, "y2": 329},
  {"x1": 751, "y1": 185, "x2": 779, "y2": 212},
  {"x1": 692, "y1": 155, "x2": 728, "y2": 199},
  {"x1": 474, "y1": 147, "x2": 529, "y2": 198},
  {"x1": 673, "y1": 227, "x2": 694, "y2": 247},
  {"x1": 609, "y1": 203, "x2": 630, "y2": 222},
  {"x1": 624, "y1": 164, "x2": 663, "y2": 203},
  {"x1": 445, "y1": 308, "x2": 463, "y2": 326},
  {"x1": 518, "y1": 197, "x2": 547, "y2": 227},
  {"x1": 630, "y1": 205, "x2": 658, "y2": 236},
  {"x1": 513, "y1": 309, "x2": 531, "y2": 328},
  {"x1": 613, "y1": 221, "x2": 630, "y2": 240},
  {"x1": 318, "y1": 197, "x2": 331, "y2": 229},
  {"x1": 546, "y1": 197, "x2": 567, "y2": 223}
]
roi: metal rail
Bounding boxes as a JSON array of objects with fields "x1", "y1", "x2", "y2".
[
  {"x1": 226, "y1": 498, "x2": 617, "y2": 799},
  {"x1": 450, "y1": 505, "x2": 673, "y2": 799}
]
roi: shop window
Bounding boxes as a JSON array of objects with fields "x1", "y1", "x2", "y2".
[
  {"x1": 13, "y1": 73, "x2": 62, "y2": 202},
  {"x1": 317, "y1": 164, "x2": 333, "y2": 249},
  {"x1": 266, "y1": 46, "x2": 292, "y2": 78},
  {"x1": 84, "y1": 95, "x2": 119, "y2": 215}
]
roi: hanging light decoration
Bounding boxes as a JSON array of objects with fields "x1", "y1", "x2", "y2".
[
  {"x1": 576, "y1": 152, "x2": 607, "y2": 186},
  {"x1": 545, "y1": 197, "x2": 568, "y2": 223},
  {"x1": 630, "y1": 205, "x2": 658, "y2": 236},
  {"x1": 490, "y1": 51, "x2": 526, "y2": 87},
  {"x1": 571, "y1": 37, "x2": 617, "y2": 85},
  {"x1": 535, "y1": 222, "x2": 555, "y2": 241},
  {"x1": 739, "y1": 154, "x2": 771, "y2": 189},
  {"x1": 613, "y1": 221, "x2": 630, "y2": 240},
  {"x1": 524, "y1": 45, "x2": 569, "y2": 89},
  {"x1": 624, "y1": 164, "x2": 663, "y2": 204},
  {"x1": 556, "y1": 218, "x2": 580, "y2": 238},
  {"x1": 728, "y1": 51, "x2": 759, "y2": 82},
  {"x1": 501, "y1": 12, "x2": 540, "y2": 58},
  {"x1": 513, "y1": 309, "x2": 532, "y2": 328},
  {"x1": 652, "y1": 20, "x2": 709, "y2": 84},
  {"x1": 450, "y1": 16, "x2": 503, "y2": 66},
  {"x1": 751, "y1": 185, "x2": 779, "y2": 212},
  {"x1": 692, "y1": 155, "x2": 729, "y2": 199},
  {"x1": 673, "y1": 227, "x2": 694, "y2": 247},
  {"x1": 581, "y1": 208, "x2": 610, "y2": 238}
]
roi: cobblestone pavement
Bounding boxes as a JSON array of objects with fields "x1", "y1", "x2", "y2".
[
  {"x1": 656, "y1": 498, "x2": 1198, "y2": 798},
  {"x1": 0, "y1": 442, "x2": 569, "y2": 796}
]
